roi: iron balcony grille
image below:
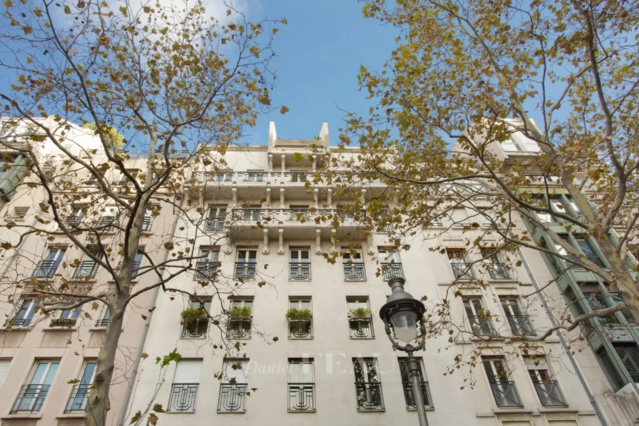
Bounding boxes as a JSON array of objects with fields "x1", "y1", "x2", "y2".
[
  {"x1": 506, "y1": 315, "x2": 536, "y2": 336},
  {"x1": 381, "y1": 263, "x2": 404, "y2": 281},
  {"x1": 288, "y1": 383, "x2": 315, "y2": 412},
  {"x1": 288, "y1": 319, "x2": 312, "y2": 339},
  {"x1": 287, "y1": 209, "x2": 311, "y2": 221},
  {"x1": 181, "y1": 319, "x2": 209, "y2": 338},
  {"x1": 402, "y1": 380, "x2": 433, "y2": 409},
  {"x1": 95, "y1": 319, "x2": 109, "y2": 328},
  {"x1": 289, "y1": 262, "x2": 311, "y2": 280},
  {"x1": 168, "y1": 383, "x2": 199, "y2": 413},
  {"x1": 195, "y1": 261, "x2": 219, "y2": 280},
  {"x1": 451, "y1": 262, "x2": 474, "y2": 280},
  {"x1": 234, "y1": 262, "x2": 256, "y2": 280},
  {"x1": 65, "y1": 383, "x2": 91, "y2": 413},
  {"x1": 532, "y1": 380, "x2": 568, "y2": 407},
  {"x1": 355, "y1": 382, "x2": 384, "y2": 411},
  {"x1": 344, "y1": 263, "x2": 366, "y2": 281},
  {"x1": 34, "y1": 260, "x2": 61, "y2": 278},
  {"x1": 141, "y1": 217, "x2": 153, "y2": 232},
  {"x1": 66, "y1": 215, "x2": 83, "y2": 227},
  {"x1": 218, "y1": 383, "x2": 247, "y2": 413},
  {"x1": 50, "y1": 318, "x2": 77, "y2": 328},
  {"x1": 73, "y1": 261, "x2": 99, "y2": 278},
  {"x1": 470, "y1": 318, "x2": 496, "y2": 337},
  {"x1": 349, "y1": 318, "x2": 373, "y2": 338},
  {"x1": 205, "y1": 218, "x2": 225, "y2": 232},
  {"x1": 5, "y1": 318, "x2": 31, "y2": 328},
  {"x1": 489, "y1": 381, "x2": 522, "y2": 407},
  {"x1": 487, "y1": 262, "x2": 510, "y2": 280},
  {"x1": 11, "y1": 384, "x2": 50, "y2": 413},
  {"x1": 227, "y1": 318, "x2": 252, "y2": 339}
]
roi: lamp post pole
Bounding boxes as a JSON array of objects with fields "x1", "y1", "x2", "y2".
[{"x1": 408, "y1": 351, "x2": 428, "y2": 426}]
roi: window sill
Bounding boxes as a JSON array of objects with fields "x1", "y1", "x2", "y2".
[
  {"x1": 350, "y1": 336, "x2": 375, "y2": 340},
  {"x1": 43, "y1": 326, "x2": 77, "y2": 332},
  {"x1": 2, "y1": 413, "x2": 43, "y2": 420},
  {"x1": 538, "y1": 406, "x2": 572, "y2": 413},
  {"x1": 357, "y1": 408, "x2": 385, "y2": 413},
  {"x1": 217, "y1": 410, "x2": 247, "y2": 414},
  {"x1": 407, "y1": 407, "x2": 435, "y2": 412},
  {"x1": 287, "y1": 410, "x2": 316, "y2": 414},
  {"x1": 89, "y1": 327, "x2": 107, "y2": 332},
  {"x1": 57, "y1": 413, "x2": 87, "y2": 419}
]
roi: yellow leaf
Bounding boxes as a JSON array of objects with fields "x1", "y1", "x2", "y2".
[
  {"x1": 33, "y1": 7, "x2": 42, "y2": 17},
  {"x1": 65, "y1": 68, "x2": 74, "y2": 75},
  {"x1": 22, "y1": 25, "x2": 32, "y2": 35},
  {"x1": 280, "y1": 105, "x2": 289, "y2": 114},
  {"x1": 281, "y1": 18, "x2": 288, "y2": 25},
  {"x1": 64, "y1": 4, "x2": 71, "y2": 14}
]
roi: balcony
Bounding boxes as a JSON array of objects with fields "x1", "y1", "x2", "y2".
[
  {"x1": 181, "y1": 319, "x2": 208, "y2": 338},
  {"x1": 355, "y1": 382, "x2": 384, "y2": 411},
  {"x1": 227, "y1": 318, "x2": 252, "y2": 339},
  {"x1": 73, "y1": 261, "x2": 99, "y2": 279},
  {"x1": 288, "y1": 319, "x2": 312, "y2": 339},
  {"x1": 33, "y1": 260, "x2": 60, "y2": 279},
  {"x1": 194, "y1": 261, "x2": 219, "y2": 281},
  {"x1": 234, "y1": 262, "x2": 256, "y2": 280},
  {"x1": 532, "y1": 380, "x2": 567, "y2": 407},
  {"x1": 94, "y1": 319, "x2": 109, "y2": 328},
  {"x1": 50, "y1": 318, "x2": 77, "y2": 328},
  {"x1": 4, "y1": 318, "x2": 31, "y2": 328},
  {"x1": 11, "y1": 384, "x2": 50, "y2": 413},
  {"x1": 381, "y1": 263, "x2": 404, "y2": 281},
  {"x1": 344, "y1": 263, "x2": 366, "y2": 281},
  {"x1": 288, "y1": 383, "x2": 315, "y2": 412},
  {"x1": 489, "y1": 381, "x2": 522, "y2": 407},
  {"x1": 218, "y1": 383, "x2": 247, "y2": 413},
  {"x1": 506, "y1": 315, "x2": 536, "y2": 337},
  {"x1": 349, "y1": 318, "x2": 373, "y2": 338},
  {"x1": 402, "y1": 381, "x2": 433, "y2": 409},
  {"x1": 65, "y1": 384, "x2": 91, "y2": 413},
  {"x1": 487, "y1": 262, "x2": 510, "y2": 280},
  {"x1": 290, "y1": 262, "x2": 311, "y2": 280},
  {"x1": 168, "y1": 383, "x2": 199, "y2": 413}
]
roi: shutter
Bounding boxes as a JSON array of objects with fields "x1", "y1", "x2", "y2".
[{"x1": 174, "y1": 360, "x2": 202, "y2": 383}]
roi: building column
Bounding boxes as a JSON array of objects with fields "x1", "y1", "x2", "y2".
[
  {"x1": 315, "y1": 229, "x2": 322, "y2": 255},
  {"x1": 266, "y1": 187, "x2": 271, "y2": 208},
  {"x1": 327, "y1": 188, "x2": 332, "y2": 207},
  {"x1": 281, "y1": 155, "x2": 286, "y2": 173},
  {"x1": 312, "y1": 155, "x2": 317, "y2": 172},
  {"x1": 330, "y1": 229, "x2": 337, "y2": 254},
  {"x1": 280, "y1": 186, "x2": 285, "y2": 207},
  {"x1": 313, "y1": 188, "x2": 319, "y2": 209},
  {"x1": 278, "y1": 228, "x2": 285, "y2": 255},
  {"x1": 232, "y1": 187, "x2": 238, "y2": 207},
  {"x1": 262, "y1": 229, "x2": 270, "y2": 255}
]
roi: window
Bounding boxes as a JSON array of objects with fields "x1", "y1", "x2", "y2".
[
  {"x1": 95, "y1": 305, "x2": 110, "y2": 328},
  {"x1": 288, "y1": 205, "x2": 310, "y2": 222},
  {"x1": 205, "y1": 206, "x2": 226, "y2": 232},
  {"x1": 500, "y1": 298, "x2": 535, "y2": 336},
  {"x1": 5, "y1": 206, "x2": 29, "y2": 221},
  {"x1": 463, "y1": 298, "x2": 494, "y2": 336},
  {"x1": 11, "y1": 360, "x2": 59, "y2": 414},
  {"x1": 227, "y1": 299, "x2": 253, "y2": 339},
  {"x1": 597, "y1": 347, "x2": 626, "y2": 390},
  {"x1": 131, "y1": 250, "x2": 144, "y2": 278},
  {"x1": 288, "y1": 359, "x2": 315, "y2": 412},
  {"x1": 614, "y1": 344, "x2": 639, "y2": 383},
  {"x1": 181, "y1": 298, "x2": 211, "y2": 338},
  {"x1": 73, "y1": 247, "x2": 101, "y2": 278},
  {"x1": 50, "y1": 308, "x2": 80, "y2": 327},
  {"x1": 141, "y1": 211, "x2": 154, "y2": 232},
  {"x1": 525, "y1": 357, "x2": 567, "y2": 407},
  {"x1": 241, "y1": 207, "x2": 262, "y2": 222},
  {"x1": 66, "y1": 206, "x2": 85, "y2": 227},
  {"x1": 235, "y1": 249, "x2": 257, "y2": 280},
  {"x1": 449, "y1": 208, "x2": 468, "y2": 227},
  {"x1": 65, "y1": 361, "x2": 96, "y2": 413},
  {"x1": 574, "y1": 236, "x2": 606, "y2": 268},
  {"x1": 399, "y1": 358, "x2": 433, "y2": 409},
  {"x1": 347, "y1": 298, "x2": 373, "y2": 338},
  {"x1": 97, "y1": 208, "x2": 118, "y2": 231},
  {"x1": 482, "y1": 358, "x2": 521, "y2": 407},
  {"x1": 7, "y1": 299, "x2": 39, "y2": 327},
  {"x1": 245, "y1": 170, "x2": 264, "y2": 182},
  {"x1": 290, "y1": 247, "x2": 311, "y2": 280},
  {"x1": 353, "y1": 358, "x2": 384, "y2": 411},
  {"x1": 195, "y1": 247, "x2": 219, "y2": 280},
  {"x1": 118, "y1": 169, "x2": 139, "y2": 186},
  {"x1": 343, "y1": 248, "x2": 366, "y2": 281},
  {"x1": 481, "y1": 248, "x2": 510, "y2": 280},
  {"x1": 287, "y1": 298, "x2": 312, "y2": 339},
  {"x1": 378, "y1": 247, "x2": 404, "y2": 280},
  {"x1": 0, "y1": 359, "x2": 11, "y2": 387},
  {"x1": 290, "y1": 170, "x2": 308, "y2": 183},
  {"x1": 579, "y1": 282, "x2": 635, "y2": 325},
  {"x1": 215, "y1": 170, "x2": 233, "y2": 182},
  {"x1": 168, "y1": 359, "x2": 202, "y2": 413},
  {"x1": 447, "y1": 249, "x2": 473, "y2": 280},
  {"x1": 218, "y1": 360, "x2": 248, "y2": 413},
  {"x1": 34, "y1": 246, "x2": 66, "y2": 278}
]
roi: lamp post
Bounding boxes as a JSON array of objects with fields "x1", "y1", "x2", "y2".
[{"x1": 379, "y1": 276, "x2": 428, "y2": 426}]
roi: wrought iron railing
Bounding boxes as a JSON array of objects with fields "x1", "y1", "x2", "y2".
[
  {"x1": 181, "y1": 319, "x2": 208, "y2": 338},
  {"x1": 195, "y1": 261, "x2": 219, "y2": 280},
  {"x1": 487, "y1": 262, "x2": 510, "y2": 280},
  {"x1": 141, "y1": 216, "x2": 153, "y2": 232},
  {"x1": 289, "y1": 171, "x2": 309, "y2": 183},
  {"x1": 50, "y1": 318, "x2": 77, "y2": 327},
  {"x1": 355, "y1": 382, "x2": 384, "y2": 410},
  {"x1": 349, "y1": 318, "x2": 373, "y2": 338},
  {"x1": 5, "y1": 318, "x2": 32, "y2": 328},
  {"x1": 11, "y1": 384, "x2": 50, "y2": 413},
  {"x1": 489, "y1": 381, "x2": 522, "y2": 407},
  {"x1": 168, "y1": 383, "x2": 199, "y2": 412},
  {"x1": 287, "y1": 209, "x2": 311, "y2": 222},
  {"x1": 34, "y1": 260, "x2": 61, "y2": 278},
  {"x1": 532, "y1": 380, "x2": 567, "y2": 407},
  {"x1": 240, "y1": 172, "x2": 266, "y2": 182},
  {"x1": 66, "y1": 215, "x2": 84, "y2": 227},
  {"x1": 344, "y1": 263, "x2": 366, "y2": 281},
  {"x1": 65, "y1": 383, "x2": 91, "y2": 413},
  {"x1": 205, "y1": 218, "x2": 225, "y2": 232},
  {"x1": 402, "y1": 380, "x2": 433, "y2": 409},
  {"x1": 288, "y1": 319, "x2": 312, "y2": 338},
  {"x1": 227, "y1": 318, "x2": 252, "y2": 339},
  {"x1": 451, "y1": 262, "x2": 474, "y2": 280},
  {"x1": 470, "y1": 317, "x2": 495, "y2": 336},
  {"x1": 234, "y1": 262, "x2": 256, "y2": 280},
  {"x1": 289, "y1": 262, "x2": 311, "y2": 280},
  {"x1": 230, "y1": 208, "x2": 366, "y2": 225},
  {"x1": 381, "y1": 263, "x2": 404, "y2": 281},
  {"x1": 506, "y1": 315, "x2": 536, "y2": 336},
  {"x1": 288, "y1": 383, "x2": 315, "y2": 412},
  {"x1": 95, "y1": 318, "x2": 110, "y2": 328},
  {"x1": 218, "y1": 383, "x2": 247, "y2": 412},
  {"x1": 73, "y1": 261, "x2": 99, "y2": 278}
]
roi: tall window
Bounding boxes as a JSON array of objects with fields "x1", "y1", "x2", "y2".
[
  {"x1": 195, "y1": 247, "x2": 219, "y2": 280},
  {"x1": 398, "y1": 358, "x2": 433, "y2": 409},
  {"x1": 11, "y1": 360, "x2": 59, "y2": 414},
  {"x1": 34, "y1": 247, "x2": 66, "y2": 278},
  {"x1": 8, "y1": 299, "x2": 39, "y2": 327},
  {"x1": 288, "y1": 359, "x2": 315, "y2": 412},
  {"x1": 347, "y1": 298, "x2": 373, "y2": 338},
  {"x1": 141, "y1": 210, "x2": 154, "y2": 232},
  {"x1": 50, "y1": 308, "x2": 80, "y2": 327},
  {"x1": 95, "y1": 304, "x2": 110, "y2": 328},
  {"x1": 66, "y1": 206, "x2": 85, "y2": 227},
  {"x1": 131, "y1": 250, "x2": 144, "y2": 278},
  {"x1": 290, "y1": 247, "x2": 311, "y2": 280},
  {"x1": 206, "y1": 206, "x2": 226, "y2": 232},
  {"x1": 245, "y1": 170, "x2": 264, "y2": 182},
  {"x1": 525, "y1": 357, "x2": 567, "y2": 407},
  {"x1": 227, "y1": 299, "x2": 253, "y2": 339},
  {"x1": 463, "y1": 298, "x2": 494, "y2": 336},
  {"x1": 481, "y1": 247, "x2": 510, "y2": 280},
  {"x1": 287, "y1": 298, "x2": 312, "y2": 339},
  {"x1": 482, "y1": 358, "x2": 521, "y2": 407},
  {"x1": 614, "y1": 344, "x2": 639, "y2": 383},
  {"x1": 500, "y1": 298, "x2": 535, "y2": 336},
  {"x1": 235, "y1": 249, "x2": 257, "y2": 280},
  {"x1": 97, "y1": 208, "x2": 118, "y2": 231},
  {"x1": 353, "y1": 358, "x2": 384, "y2": 411},
  {"x1": 73, "y1": 247, "x2": 101, "y2": 279},
  {"x1": 378, "y1": 247, "x2": 404, "y2": 281},
  {"x1": 168, "y1": 360, "x2": 202, "y2": 413},
  {"x1": 574, "y1": 236, "x2": 606, "y2": 268},
  {"x1": 343, "y1": 248, "x2": 365, "y2": 281},
  {"x1": 181, "y1": 298, "x2": 211, "y2": 339},
  {"x1": 218, "y1": 360, "x2": 248, "y2": 413},
  {"x1": 65, "y1": 361, "x2": 96, "y2": 413},
  {"x1": 447, "y1": 249, "x2": 473, "y2": 280}
]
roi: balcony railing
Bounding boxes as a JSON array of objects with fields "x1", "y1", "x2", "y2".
[
  {"x1": 65, "y1": 383, "x2": 91, "y2": 413},
  {"x1": 205, "y1": 218, "x2": 225, "y2": 232},
  {"x1": 181, "y1": 319, "x2": 208, "y2": 338},
  {"x1": 66, "y1": 215, "x2": 84, "y2": 227},
  {"x1": 227, "y1": 318, "x2": 252, "y2": 339},
  {"x1": 451, "y1": 262, "x2": 474, "y2": 280},
  {"x1": 218, "y1": 383, "x2": 247, "y2": 413},
  {"x1": 487, "y1": 262, "x2": 510, "y2": 280},
  {"x1": 532, "y1": 380, "x2": 568, "y2": 407},
  {"x1": 95, "y1": 318, "x2": 109, "y2": 328},
  {"x1": 290, "y1": 262, "x2": 311, "y2": 280},
  {"x1": 193, "y1": 171, "x2": 384, "y2": 186},
  {"x1": 489, "y1": 381, "x2": 522, "y2": 407},
  {"x1": 234, "y1": 262, "x2": 256, "y2": 280},
  {"x1": 349, "y1": 318, "x2": 373, "y2": 338},
  {"x1": 344, "y1": 263, "x2": 366, "y2": 281},
  {"x1": 195, "y1": 261, "x2": 219, "y2": 280},
  {"x1": 168, "y1": 383, "x2": 199, "y2": 412},
  {"x1": 355, "y1": 382, "x2": 384, "y2": 411},
  {"x1": 5, "y1": 318, "x2": 31, "y2": 328},
  {"x1": 288, "y1": 383, "x2": 315, "y2": 412},
  {"x1": 50, "y1": 318, "x2": 77, "y2": 328},
  {"x1": 141, "y1": 217, "x2": 153, "y2": 232},
  {"x1": 469, "y1": 317, "x2": 495, "y2": 337},
  {"x1": 506, "y1": 315, "x2": 536, "y2": 336},
  {"x1": 73, "y1": 261, "x2": 99, "y2": 279},
  {"x1": 230, "y1": 208, "x2": 366, "y2": 225},
  {"x1": 402, "y1": 380, "x2": 433, "y2": 409},
  {"x1": 381, "y1": 263, "x2": 404, "y2": 281},
  {"x1": 11, "y1": 384, "x2": 50, "y2": 413},
  {"x1": 34, "y1": 260, "x2": 61, "y2": 278},
  {"x1": 288, "y1": 318, "x2": 312, "y2": 339}
]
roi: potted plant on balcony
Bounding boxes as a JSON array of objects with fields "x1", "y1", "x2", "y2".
[
  {"x1": 285, "y1": 308, "x2": 312, "y2": 320},
  {"x1": 229, "y1": 306, "x2": 252, "y2": 319},
  {"x1": 285, "y1": 308, "x2": 312, "y2": 337},
  {"x1": 180, "y1": 307, "x2": 207, "y2": 327},
  {"x1": 349, "y1": 307, "x2": 372, "y2": 319}
]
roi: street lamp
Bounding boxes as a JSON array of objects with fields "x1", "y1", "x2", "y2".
[{"x1": 379, "y1": 276, "x2": 428, "y2": 426}]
